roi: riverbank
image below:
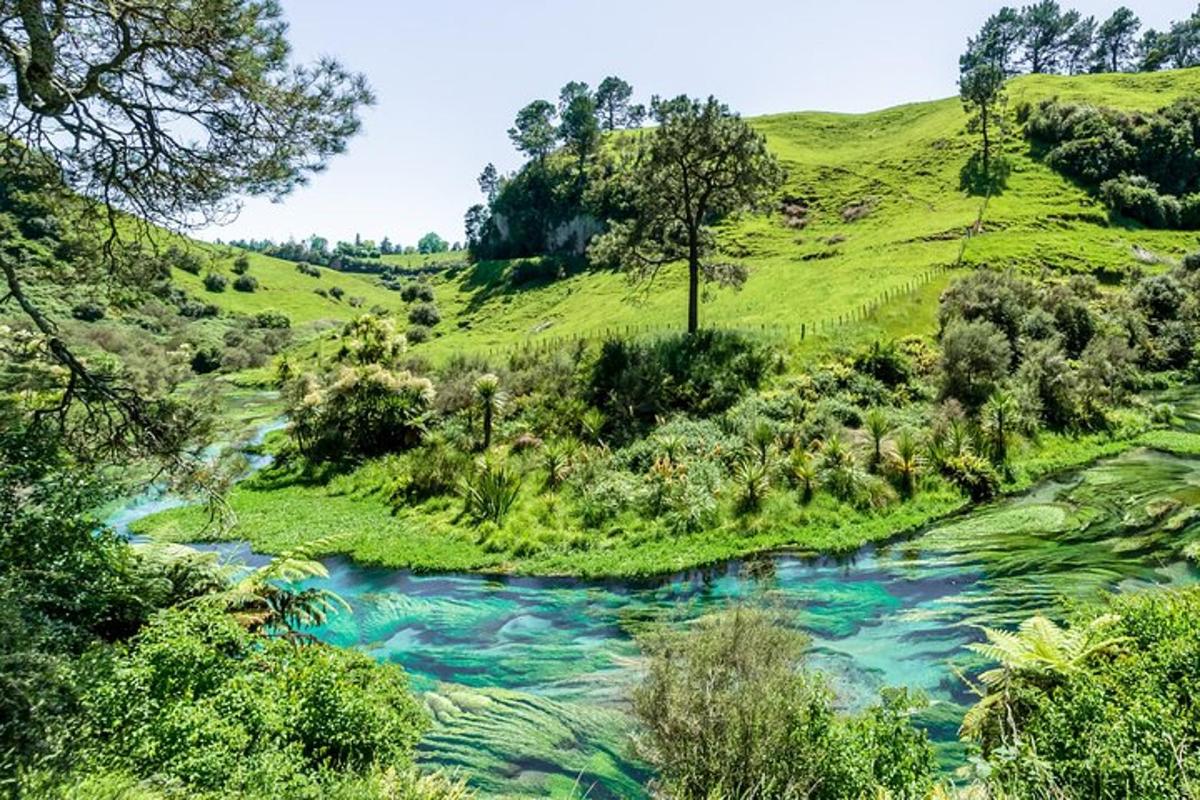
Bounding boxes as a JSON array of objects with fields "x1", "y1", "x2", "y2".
[
  {"x1": 129, "y1": 417, "x2": 1200, "y2": 579},
  {"x1": 233, "y1": 444, "x2": 1200, "y2": 797}
]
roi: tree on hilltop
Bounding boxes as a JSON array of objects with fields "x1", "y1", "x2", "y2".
[
  {"x1": 590, "y1": 96, "x2": 784, "y2": 334},
  {"x1": 417, "y1": 232, "x2": 449, "y2": 254},
  {"x1": 1095, "y1": 7, "x2": 1142, "y2": 72},
  {"x1": 1020, "y1": 1, "x2": 1081, "y2": 73},
  {"x1": 508, "y1": 100, "x2": 558, "y2": 162},
  {"x1": 595, "y1": 76, "x2": 645, "y2": 130}
]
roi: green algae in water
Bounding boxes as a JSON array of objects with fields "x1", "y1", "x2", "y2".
[{"x1": 141, "y1": 437, "x2": 1200, "y2": 797}]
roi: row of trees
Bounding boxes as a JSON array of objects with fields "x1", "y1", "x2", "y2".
[
  {"x1": 965, "y1": 3, "x2": 1142, "y2": 76},
  {"x1": 229, "y1": 231, "x2": 458, "y2": 267},
  {"x1": 969, "y1": 3, "x2": 1200, "y2": 76},
  {"x1": 506, "y1": 75, "x2": 646, "y2": 164},
  {"x1": 466, "y1": 76, "x2": 646, "y2": 261}
]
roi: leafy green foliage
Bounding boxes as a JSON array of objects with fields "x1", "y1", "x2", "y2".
[
  {"x1": 203, "y1": 272, "x2": 228, "y2": 293},
  {"x1": 75, "y1": 607, "x2": 427, "y2": 796},
  {"x1": 939, "y1": 319, "x2": 1012, "y2": 411},
  {"x1": 288, "y1": 365, "x2": 434, "y2": 462},
  {"x1": 1027, "y1": 96, "x2": 1200, "y2": 228},
  {"x1": 459, "y1": 454, "x2": 522, "y2": 525},
  {"x1": 589, "y1": 330, "x2": 770, "y2": 440},
  {"x1": 631, "y1": 608, "x2": 937, "y2": 800},
  {"x1": 232, "y1": 274, "x2": 258, "y2": 293},
  {"x1": 942, "y1": 452, "x2": 1002, "y2": 502},
  {"x1": 966, "y1": 589, "x2": 1200, "y2": 799}
]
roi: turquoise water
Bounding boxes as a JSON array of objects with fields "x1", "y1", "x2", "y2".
[
  {"x1": 183, "y1": 446, "x2": 1200, "y2": 798},
  {"x1": 112, "y1": 394, "x2": 1200, "y2": 798}
]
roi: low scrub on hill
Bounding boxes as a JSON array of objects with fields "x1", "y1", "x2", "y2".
[
  {"x1": 137, "y1": 254, "x2": 1200, "y2": 576},
  {"x1": 1025, "y1": 96, "x2": 1200, "y2": 229}
]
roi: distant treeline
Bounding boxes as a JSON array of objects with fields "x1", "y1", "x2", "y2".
[
  {"x1": 227, "y1": 231, "x2": 462, "y2": 272},
  {"x1": 964, "y1": 2, "x2": 1200, "y2": 76}
]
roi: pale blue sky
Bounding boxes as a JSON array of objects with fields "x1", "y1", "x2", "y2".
[{"x1": 199, "y1": 0, "x2": 1194, "y2": 248}]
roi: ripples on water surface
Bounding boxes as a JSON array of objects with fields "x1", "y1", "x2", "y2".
[
  {"x1": 112, "y1": 392, "x2": 1200, "y2": 798},
  {"x1": 295, "y1": 447, "x2": 1200, "y2": 797}
]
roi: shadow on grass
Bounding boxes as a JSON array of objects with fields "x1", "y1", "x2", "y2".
[
  {"x1": 959, "y1": 153, "x2": 1011, "y2": 196},
  {"x1": 457, "y1": 255, "x2": 592, "y2": 316},
  {"x1": 245, "y1": 455, "x2": 355, "y2": 492}
]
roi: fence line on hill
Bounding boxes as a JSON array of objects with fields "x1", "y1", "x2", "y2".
[{"x1": 472, "y1": 263, "x2": 952, "y2": 363}]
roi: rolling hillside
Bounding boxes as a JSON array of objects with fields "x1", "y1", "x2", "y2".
[
  {"x1": 168, "y1": 247, "x2": 408, "y2": 326},
  {"x1": 397, "y1": 68, "x2": 1200, "y2": 361}
]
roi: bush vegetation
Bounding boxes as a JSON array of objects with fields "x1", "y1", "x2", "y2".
[
  {"x1": 631, "y1": 608, "x2": 937, "y2": 799},
  {"x1": 0, "y1": 427, "x2": 448, "y2": 799},
  {"x1": 144, "y1": 250, "x2": 1200, "y2": 582},
  {"x1": 1026, "y1": 97, "x2": 1200, "y2": 228}
]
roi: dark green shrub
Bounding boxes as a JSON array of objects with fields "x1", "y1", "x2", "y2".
[
  {"x1": 1132, "y1": 273, "x2": 1186, "y2": 324},
  {"x1": 329, "y1": 285, "x2": 345, "y2": 301},
  {"x1": 632, "y1": 608, "x2": 936, "y2": 800},
  {"x1": 177, "y1": 250, "x2": 206, "y2": 275},
  {"x1": 1040, "y1": 282, "x2": 1096, "y2": 358},
  {"x1": 939, "y1": 319, "x2": 1012, "y2": 410},
  {"x1": 296, "y1": 262, "x2": 321, "y2": 278},
  {"x1": 938, "y1": 269, "x2": 1036, "y2": 347},
  {"x1": 942, "y1": 452, "x2": 1000, "y2": 501},
  {"x1": 1044, "y1": 132, "x2": 1135, "y2": 184},
  {"x1": 589, "y1": 330, "x2": 770, "y2": 441},
  {"x1": 231, "y1": 254, "x2": 251, "y2": 275},
  {"x1": 232, "y1": 274, "x2": 258, "y2": 292},
  {"x1": 189, "y1": 346, "x2": 223, "y2": 374},
  {"x1": 1180, "y1": 193, "x2": 1200, "y2": 228},
  {"x1": 406, "y1": 324, "x2": 432, "y2": 344},
  {"x1": 178, "y1": 300, "x2": 219, "y2": 318},
  {"x1": 1100, "y1": 176, "x2": 1179, "y2": 228},
  {"x1": 202, "y1": 273, "x2": 227, "y2": 293},
  {"x1": 71, "y1": 302, "x2": 105, "y2": 322},
  {"x1": 400, "y1": 281, "x2": 435, "y2": 303},
  {"x1": 408, "y1": 302, "x2": 441, "y2": 327},
  {"x1": 510, "y1": 258, "x2": 565, "y2": 285},
  {"x1": 253, "y1": 311, "x2": 291, "y2": 329},
  {"x1": 1158, "y1": 319, "x2": 1198, "y2": 370},
  {"x1": 851, "y1": 340, "x2": 913, "y2": 388}
]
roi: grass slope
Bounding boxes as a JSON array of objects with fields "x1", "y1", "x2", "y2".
[
  {"x1": 406, "y1": 68, "x2": 1200, "y2": 362},
  {"x1": 169, "y1": 248, "x2": 409, "y2": 327}
]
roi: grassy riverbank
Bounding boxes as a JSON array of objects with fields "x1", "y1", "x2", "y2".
[{"x1": 132, "y1": 420, "x2": 1200, "y2": 578}]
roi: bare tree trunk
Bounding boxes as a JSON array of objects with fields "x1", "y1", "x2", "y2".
[
  {"x1": 982, "y1": 108, "x2": 991, "y2": 178},
  {"x1": 687, "y1": 251, "x2": 699, "y2": 335}
]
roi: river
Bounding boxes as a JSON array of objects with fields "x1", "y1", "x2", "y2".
[{"x1": 111, "y1": 391, "x2": 1200, "y2": 798}]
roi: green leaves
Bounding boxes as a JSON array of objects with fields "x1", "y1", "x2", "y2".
[{"x1": 588, "y1": 95, "x2": 784, "y2": 332}]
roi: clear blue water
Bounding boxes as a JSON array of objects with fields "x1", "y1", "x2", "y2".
[{"x1": 110, "y1": 398, "x2": 1200, "y2": 798}]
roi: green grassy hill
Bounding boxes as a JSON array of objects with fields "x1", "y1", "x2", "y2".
[
  {"x1": 169, "y1": 248, "x2": 408, "y2": 326},
  {"x1": 400, "y1": 69, "x2": 1200, "y2": 361}
]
